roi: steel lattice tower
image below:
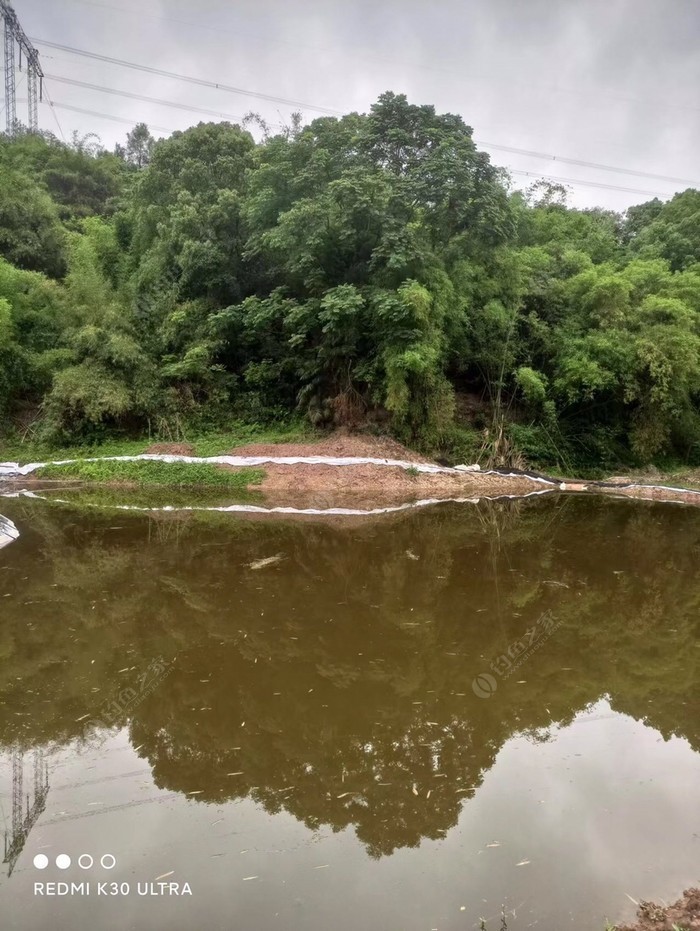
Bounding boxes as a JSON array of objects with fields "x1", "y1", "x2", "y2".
[
  {"x1": 4, "y1": 748, "x2": 50, "y2": 876},
  {"x1": 1, "y1": 0, "x2": 43, "y2": 136},
  {"x1": 26, "y1": 49, "x2": 38, "y2": 130},
  {"x1": 10, "y1": 748, "x2": 22, "y2": 841},
  {"x1": 3, "y1": 14, "x2": 15, "y2": 135}
]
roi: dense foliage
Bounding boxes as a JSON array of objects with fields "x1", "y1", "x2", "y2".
[{"x1": 1, "y1": 96, "x2": 699, "y2": 468}]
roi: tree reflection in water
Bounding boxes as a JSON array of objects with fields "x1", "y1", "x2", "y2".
[{"x1": 0, "y1": 495, "x2": 698, "y2": 857}]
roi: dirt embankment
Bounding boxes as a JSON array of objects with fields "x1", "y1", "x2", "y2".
[
  {"x1": 227, "y1": 433, "x2": 434, "y2": 462},
  {"x1": 229, "y1": 437, "x2": 700, "y2": 508},
  {"x1": 226, "y1": 435, "x2": 542, "y2": 506},
  {"x1": 139, "y1": 434, "x2": 700, "y2": 508},
  {"x1": 596, "y1": 482, "x2": 700, "y2": 506},
  {"x1": 257, "y1": 463, "x2": 543, "y2": 507},
  {"x1": 7, "y1": 432, "x2": 687, "y2": 509},
  {"x1": 142, "y1": 435, "x2": 539, "y2": 507},
  {"x1": 616, "y1": 887, "x2": 700, "y2": 931}
]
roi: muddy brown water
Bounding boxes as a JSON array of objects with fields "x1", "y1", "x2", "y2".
[{"x1": 0, "y1": 493, "x2": 699, "y2": 930}]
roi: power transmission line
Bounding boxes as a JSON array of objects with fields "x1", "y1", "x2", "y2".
[
  {"x1": 47, "y1": 72, "x2": 697, "y2": 189},
  {"x1": 26, "y1": 0, "x2": 700, "y2": 116},
  {"x1": 48, "y1": 74, "x2": 673, "y2": 189},
  {"x1": 39, "y1": 99, "x2": 173, "y2": 134},
  {"x1": 34, "y1": 82, "x2": 683, "y2": 198},
  {"x1": 477, "y1": 141, "x2": 699, "y2": 188},
  {"x1": 19, "y1": 37, "x2": 692, "y2": 199},
  {"x1": 41, "y1": 78, "x2": 66, "y2": 141},
  {"x1": 43, "y1": 73, "x2": 282, "y2": 127},
  {"x1": 33, "y1": 111, "x2": 667, "y2": 199},
  {"x1": 31, "y1": 38, "x2": 342, "y2": 115},
  {"x1": 508, "y1": 169, "x2": 663, "y2": 198},
  {"x1": 40, "y1": 99, "x2": 281, "y2": 144},
  {"x1": 31, "y1": 42, "x2": 696, "y2": 195}
]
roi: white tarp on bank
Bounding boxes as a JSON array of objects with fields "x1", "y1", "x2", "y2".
[
  {"x1": 0, "y1": 487, "x2": 555, "y2": 518},
  {"x1": 0, "y1": 514, "x2": 19, "y2": 549},
  {"x1": 0, "y1": 453, "x2": 558, "y2": 485}
]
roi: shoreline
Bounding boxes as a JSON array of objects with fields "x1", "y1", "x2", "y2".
[
  {"x1": 0, "y1": 452, "x2": 700, "y2": 513},
  {"x1": 3, "y1": 434, "x2": 700, "y2": 510},
  {"x1": 613, "y1": 886, "x2": 700, "y2": 931}
]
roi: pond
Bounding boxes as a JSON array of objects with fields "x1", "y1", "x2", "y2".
[{"x1": 0, "y1": 494, "x2": 698, "y2": 930}]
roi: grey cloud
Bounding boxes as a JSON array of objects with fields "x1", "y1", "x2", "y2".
[{"x1": 10, "y1": 0, "x2": 700, "y2": 212}]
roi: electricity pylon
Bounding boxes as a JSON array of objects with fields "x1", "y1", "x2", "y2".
[
  {"x1": 3, "y1": 748, "x2": 50, "y2": 876},
  {"x1": 0, "y1": 0, "x2": 43, "y2": 136}
]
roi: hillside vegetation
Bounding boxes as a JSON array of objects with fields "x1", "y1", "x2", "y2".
[{"x1": 1, "y1": 94, "x2": 699, "y2": 471}]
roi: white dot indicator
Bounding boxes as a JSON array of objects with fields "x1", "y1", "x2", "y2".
[
  {"x1": 78, "y1": 854, "x2": 93, "y2": 870},
  {"x1": 33, "y1": 854, "x2": 49, "y2": 870},
  {"x1": 56, "y1": 854, "x2": 71, "y2": 869},
  {"x1": 100, "y1": 854, "x2": 116, "y2": 870}
]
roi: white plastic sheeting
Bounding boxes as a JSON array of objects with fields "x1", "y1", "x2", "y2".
[
  {"x1": 0, "y1": 514, "x2": 19, "y2": 549},
  {"x1": 2, "y1": 453, "x2": 699, "y2": 505},
  {"x1": 0, "y1": 452, "x2": 559, "y2": 485},
  {"x1": 0, "y1": 487, "x2": 555, "y2": 518}
]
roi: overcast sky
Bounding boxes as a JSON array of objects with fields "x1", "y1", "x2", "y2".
[{"x1": 8, "y1": 0, "x2": 700, "y2": 212}]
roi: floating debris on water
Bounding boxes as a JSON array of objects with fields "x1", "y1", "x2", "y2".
[{"x1": 249, "y1": 554, "x2": 284, "y2": 570}]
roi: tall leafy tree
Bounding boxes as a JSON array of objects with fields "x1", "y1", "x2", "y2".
[
  {"x1": 123, "y1": 122, "x2": 156, "y2": 169},
  {"x1": 0, "y1": 166, "x2": 67, "y2": 278},
  {"x1": 627, "y1": 189, "x2": 700, "y2": 271}
]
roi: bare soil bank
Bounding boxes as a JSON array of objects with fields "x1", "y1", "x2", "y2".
[
  {"x1": 226, "y1": 433, "x2": 434, "y2": 462},
  {"x1": 146, "y1": 436, "x2": 536, "y2": 506},
  {"x1": 225, "y1": 435, "x2": 541, "y2": 504},
  {"x1": 229, "y1": 436, "x2": 700, "y2": 508},
  {"x1": 616, "y1": 887, "x2": 700, "y2": 930},
  {"x1": 7, "y1": 434, "x2": 700, "y2": 509},
  {"x1": 144, "y1": 434, "x2": 700, "y2": 508},
  {"x1": 595, "y1": 481, "x2": 700, "y2": 507}
]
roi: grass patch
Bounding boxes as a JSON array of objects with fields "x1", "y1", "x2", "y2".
[
  {"x1": 0, "y1": 419, "x2": 313, "y2": 466},
  {"x1": 192, "y1": 421, "x2": 314, "y2": 456},
  {"x1": 1, "y1": 435, "x2": 148, "y2": 464},
  {"x1": 45, "y1": 483, "x2": 263, "y2": 510},
  {"x1": 34, "y1": 459, "x2": 265, "y2": 489}
]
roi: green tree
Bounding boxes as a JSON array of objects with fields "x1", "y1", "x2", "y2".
[
  {"x1": 0, "y1": 166, "x2": 67, "y2": 277},
  {"x1": 41, "y1": 220, "x2": 157, "y2": 441},
  {"x1": 628, "y1": 189, "x2": 700, "y2": 271},
  {"x1": 124, "y1": 122, "x2": 156, "y2": 169},
  {"x1": 0, "y1": 258, "x2": 67, "y2": 416},
  {"x1": 0, "y1": 131, "x2": 126, "y2": 225}
]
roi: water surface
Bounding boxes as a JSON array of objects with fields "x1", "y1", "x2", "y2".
[{"x1": 0, "y1": 494, "x2": 698, "y2": 930}]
